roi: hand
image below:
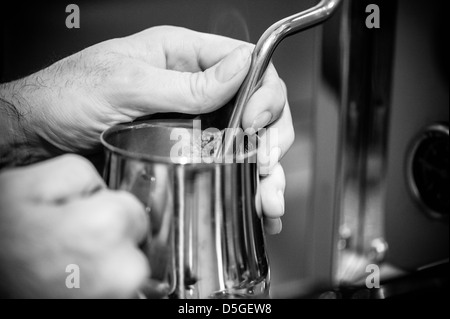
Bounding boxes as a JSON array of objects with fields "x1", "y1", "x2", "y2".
[
  {"x1": 0, "y1": 154, "x2": 149, "y2": 298},
  {"x1": 0, "y1": 26, "x2": 294, "y2": 234}
]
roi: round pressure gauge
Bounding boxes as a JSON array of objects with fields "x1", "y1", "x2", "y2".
[{"x1": 407, "y1": 123, "x2": 449, "y2": 220}]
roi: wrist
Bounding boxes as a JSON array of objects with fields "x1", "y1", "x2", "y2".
[{"x1": 0, "y1": 80, "x2": 51, "y2": 168}]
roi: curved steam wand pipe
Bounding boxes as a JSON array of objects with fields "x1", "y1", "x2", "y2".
[{"x1": 216, "y1": 0, "x2": 342, "y2": 158}]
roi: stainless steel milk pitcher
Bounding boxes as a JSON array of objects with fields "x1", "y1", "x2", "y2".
[{"x1": 101, "y1": 120, "x2": 269, "y2": 299}]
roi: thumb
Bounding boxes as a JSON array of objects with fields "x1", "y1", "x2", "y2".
[{"x1": 146, "y1": 45, "x2": 252, "y2": 114}]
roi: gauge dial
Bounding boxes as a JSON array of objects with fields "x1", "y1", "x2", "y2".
[{"x1": 407, "y1": 124, "x2": 449, "y2": 219}]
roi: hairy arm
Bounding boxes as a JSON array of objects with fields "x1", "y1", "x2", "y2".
[
  {"x1": 0, "y1": 80, "x2": 53, "y2": 168},
  {"x1": 0, "y1": 51, "x2": 111, "y2": 169}
]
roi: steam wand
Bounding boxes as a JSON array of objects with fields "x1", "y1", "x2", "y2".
[{"x1": 215, "y1": 0, "x2": 342, "y2": 158}]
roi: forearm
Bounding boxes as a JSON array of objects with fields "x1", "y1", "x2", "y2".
[{"x1": 0, "y1": 80, "x2": 52, "y2": 169}]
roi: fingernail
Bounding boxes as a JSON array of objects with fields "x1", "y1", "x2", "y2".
[
  {"x1": 251, "y1": 111, "x2": 272, "y2": 132},
  {"x1": 277, "y1": 190, "x2": 285, "y2": 214},
  {"x1": 277, "y1": 218, "x2": 283, "y2": 233},
  {"x1": 245, "y1": 126, "x2": 257, "y2": 136},
  {"x1": 216, "y1": 46, "x2": 252, "y2": 83},
  {"x1": 273, "y1": 218, "x2": 283, "y2": 234}
]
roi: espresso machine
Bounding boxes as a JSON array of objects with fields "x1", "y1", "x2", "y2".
[
  {"x1": 278, "y1": 0, "x2": 449, "y2": 297},
  {"x1": 1, "y1": 0, "x2": 448, "y2": 298}
]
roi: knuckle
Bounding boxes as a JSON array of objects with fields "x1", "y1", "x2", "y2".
[
  {"x1": 114, "y1": 190, "x2": 146, "y2": 217},
  {"x1": 277, "y1": 79, "x2": 287, "y2": 104},
  {"x1": 275, "y1": 163, "x2": 287, "y2": 190},
  {"x1": 59, "y1": 153, "x2": 89, "y2": 165},
  {"x1": 62, "y1": 155, "x2": 101, "y2": 188},
  {"x1": 286, "y1": 125, "x2": 295, "y2": 150},
  {"x1": 104, "y1": 248, "x2": 149, "y2": 298},
  {"x1": 111, "y1": 62, "x2": 146, "y2": 89},
  {"x1": 60, "y1": 154, "x2": 97, "y2": 176},
  {"x1": 274, "y1": 161, "x2": 285, "y2": 176},
  {"x1": 86, "y1": 206, "x2": 126, "y2": 239},
  {"x1": 157, "y1": 25, "x2": 183, "y2": 34},
  {"x1": 95, "y1": 190, "x2": 146, "y2": 240},
  {"x1": 81, "y1": 195, "x2": 135, "y2": 239},
  {"x1": 269, "y1": 76, "x2": 287, "y2": 112},
  {"x1": 19, "y1": 155, "x2": 101, "y2": 202},
  {"x1": 279, "y1": 77, "x2": 288, "y2": 92}
]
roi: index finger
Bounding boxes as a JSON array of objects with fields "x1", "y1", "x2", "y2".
[{"x1": 3, "y1": 154, "x2": 106, "y2": 204}]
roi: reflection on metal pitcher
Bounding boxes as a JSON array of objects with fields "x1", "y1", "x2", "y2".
[{"x1": 101, "y1": 120, "x2": 269, "y2": 298}]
